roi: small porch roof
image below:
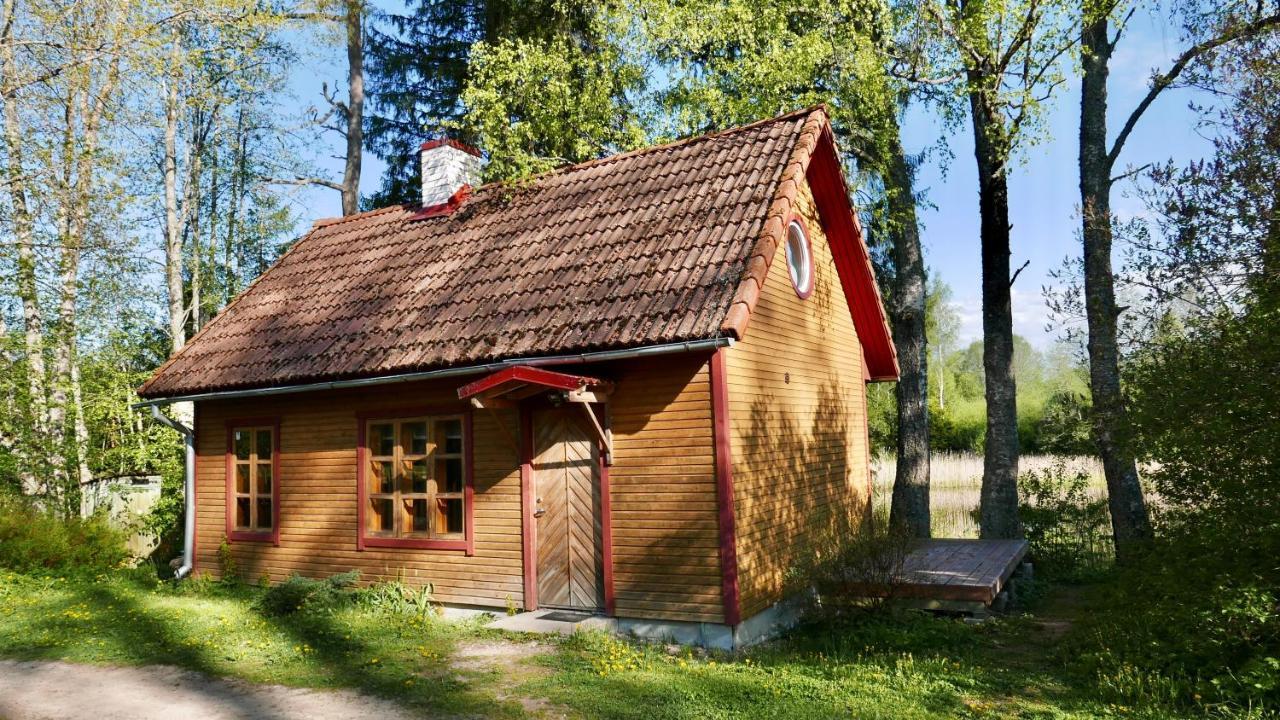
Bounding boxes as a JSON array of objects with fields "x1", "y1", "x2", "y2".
[{"x1": 456, "y1": 365, "x2": 612, "y2": 406}]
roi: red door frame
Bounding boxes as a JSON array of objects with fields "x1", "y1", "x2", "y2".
[{"x1": 519, "y1": 401, "x2": 615, "y2": 615}]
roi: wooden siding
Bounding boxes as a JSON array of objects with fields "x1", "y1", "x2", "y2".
[
  {"x1": 192, "y1": 354, "x2": 723, "y2": 622},
  {"x1": 725, "y1": 178, "x2": 872, "y2": 620},
  {"x1": 607, "y1": 356, "x2": 724, "y2": 624},
  {"x1": 195, "y1": 381, "x2": 523, "y2": 608}
]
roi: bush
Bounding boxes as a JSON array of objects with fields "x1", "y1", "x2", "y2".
[
  {"x1": 0, "y1": 494, "x2": 130, "y2": 573},
  {"x1": 356, "y1": 578, "x2": 436, "y2": 617},
  {"x1": 789, "y1": 512, "x2": 913, "y2": 619},
  {"x1": 257, "y1": 570, "x2": 361, "y2": 616},
  {"x1": 1017, "y1": 460, "x2": 1112, "y2": 580},
  {"x1": 1068, "y1": 294, "x2": 1280, "y2": 710}
]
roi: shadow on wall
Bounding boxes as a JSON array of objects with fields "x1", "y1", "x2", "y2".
[{"x1": 738, "y1": 381, "x2": 865, "y2": 609}]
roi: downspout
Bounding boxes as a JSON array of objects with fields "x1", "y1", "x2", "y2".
[{"x1": 149, "y1": 404, "x2": 195, "y2": 580}]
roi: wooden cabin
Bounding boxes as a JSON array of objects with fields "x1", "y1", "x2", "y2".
[{"x1": 137, "y1": 107, "x2": 899, "y2": 647}]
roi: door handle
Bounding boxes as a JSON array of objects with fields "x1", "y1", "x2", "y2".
[{"x1": 533, "y1": 497, "x2": 545, "y2": 518}]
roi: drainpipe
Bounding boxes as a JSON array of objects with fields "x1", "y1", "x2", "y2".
[{"x1": 149, "y1": 405, "x2": 195, "y2": 580}]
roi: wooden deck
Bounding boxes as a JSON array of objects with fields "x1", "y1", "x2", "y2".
[{"x1": 844, "y1": 539, "x2": 1029, "y2": 607}]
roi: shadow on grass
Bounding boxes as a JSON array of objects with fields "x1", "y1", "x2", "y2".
[
  {"x1": 252, "y1": 603, "x2": 518, "y2": 717},
  {"x1": 1, "y1": 575, "x2": 520, "y2": 719},
  {"x1": 7, "y1": 578, "x2": 283, "y2": 718}
]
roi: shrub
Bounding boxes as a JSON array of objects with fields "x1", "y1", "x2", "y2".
[
  {"x1": 790, "y1": 511, "x2": 912, "y2": 619},
  {"x1": 356, "y1": 578, "x2": 435, "y2": 617},
  {"x1": 0, "y1": 494, "x2": 130, "y2": 573},
  {"x1": 1017, "y1": 460, "x2": 1112, "y2": 580},
  {"x1": 257, "y1": 570, "x2": 361, "y2": 616},
  {"x1": 1067, "y1": 293, "x2": 1280, "y2": 710}
]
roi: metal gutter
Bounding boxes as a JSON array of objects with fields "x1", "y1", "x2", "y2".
[
  {"x1": 131, "y1": 337, "x2": 735, "y2": 408},
  {"x1": 148, "y1": 405, "x2": 195, "y2": 580}
]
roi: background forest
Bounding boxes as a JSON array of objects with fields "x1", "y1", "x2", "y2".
[{"x1": 1, "y1": 0, "x2": 1277, "y2": 713}]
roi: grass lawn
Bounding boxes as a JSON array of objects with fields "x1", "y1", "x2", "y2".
[{"x1": 0, "y1": 568, "x2": 1196, "y2": 719}]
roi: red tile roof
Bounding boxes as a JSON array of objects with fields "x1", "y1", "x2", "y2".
[{"x1": 139, "y1": 107, "x2": 896, "y2": 399}]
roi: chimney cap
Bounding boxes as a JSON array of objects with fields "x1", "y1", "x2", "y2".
[{"x1": 420, "y1": 137, "x2": 482, "y2": 156}]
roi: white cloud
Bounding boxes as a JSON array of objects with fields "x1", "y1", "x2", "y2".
[{"x1": 948, "y1": 286, "x2": 1056, "y2": 351}]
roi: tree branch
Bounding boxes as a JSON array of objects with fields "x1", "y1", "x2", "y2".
[
  {"x1": 262, "y1": 175, "x2": 344, "y2": 192},
  {"x1": 1009, "y1": 259, "x2": 1031, "y2": 287},
  {"x1": 1107, "y1": 12, "x2": 1280, "y2": 168}
]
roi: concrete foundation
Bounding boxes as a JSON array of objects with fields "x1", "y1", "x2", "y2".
[{"x1": 477, "y1": 594, "x2": 808, "y2": 651}]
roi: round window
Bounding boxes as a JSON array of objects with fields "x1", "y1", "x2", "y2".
[{"x1": 784, "y1": 219, "x2": 813, "y2": 298}]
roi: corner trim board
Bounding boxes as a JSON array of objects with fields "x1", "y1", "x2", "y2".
[
  {"x1": 519, "y1": 406, "x2": 538, "y2": 610},
  {"x1": 709, "y1": 348, "x2": 741, "y2": 627}
]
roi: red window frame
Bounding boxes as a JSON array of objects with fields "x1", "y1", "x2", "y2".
[
  {"x1": 356, "y1": 406, "x2": 474, "y2": 555},
  {"x1": 224, "y1": 417, "x2": 282, "y2": 545}
]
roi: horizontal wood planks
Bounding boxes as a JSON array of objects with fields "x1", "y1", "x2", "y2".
[
  {"x1": 725, "y1": 178, "x2": 872, "y2": 620},
  {"x1": 194, "y1": 379, "x2": 523, "y2": 608},
  {"x1": 607, "y1": 356, "x2": 724, "y2": 624},
  {"x1": 844, "y1": 539, "x2": 1029, "y2": 604},
  {"x1": 192, "y1": 354, "x2": 725, "y2": 622}
]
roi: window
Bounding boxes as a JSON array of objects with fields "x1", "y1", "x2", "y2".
[
  {"x1": 784, "y1": 219, "x2": 813, "y2": 298},
  {"x1": 225, "y1": 420, "x2": 280, "y2": 543},
  {"x1": 359, "y1": 412, "x2": 472, "y2": 552}
]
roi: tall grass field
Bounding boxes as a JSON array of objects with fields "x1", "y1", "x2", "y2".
[{"x1": 871, "y1": 452, "x2": 1106, "y2": 538}]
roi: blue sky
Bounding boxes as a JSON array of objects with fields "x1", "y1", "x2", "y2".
[{"x1": 286, "y1": 4, "x2": 1216, "y2": 350}]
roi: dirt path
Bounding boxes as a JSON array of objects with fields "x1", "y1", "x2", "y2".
[
  {"x1": 0, "y1": 637, "x2": 561, "y2": 720},
  {"x1": 0, "y1": 659, "x2": 429, "y2": 720}
]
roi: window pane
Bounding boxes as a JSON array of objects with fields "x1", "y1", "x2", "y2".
[
  {"x1": 369, "y1": 498, "x2": 394, "y2": 534},
  {"x1": 256, "y1": 430, "x2": 273, "y2": 460},
  {"x1": 440, "y1": 457, "x2": 463, "y2": 493},
  {"x1": 236, "y1": 463, "x2": 251, "y2": 494},
  {"x1": 257, "y1": 462, "x2": 272, "y2": 494},
  {"x1": 371, "y1": 423, "x2": 395, "y2": 456},
  {"x1": 235, "y1": 497, "x2": 251, "y2": 528},
  {"x1": 371, "y1": 460, "x2": 395, "y2": 494},
  {"x1": 407, "y1": 498, "x2": 429, "y2": 534},
  {"x1": 438, "y1": 419, "x2": 463, "y2": 454},
  {"x1": 234, "y1": 430, "x2": 251, "y2": 460},
  {"x1": 407, "y1": 459, "x2": 428, "y2": 494},
  {"x1": 256, "y1": 499, "x2": 273, "y2": 530},
  {"x1": 403, "y1": 421, "x2": 428, "y2": 455},
  {"x1": 435, "y1": 498, "x2": 464, "y2": 536}
]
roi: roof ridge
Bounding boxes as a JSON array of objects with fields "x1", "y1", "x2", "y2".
[
  {"x1": 523, "y1": 105, "x2": 828, "y2": 181},
  {"x1": 300, "y1": 106, "x2": 828, "y2": 230}
]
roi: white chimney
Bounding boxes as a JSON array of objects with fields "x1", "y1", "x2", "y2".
[{"x1": 420, "y1": 138, "x2": 483, "y2": 209}]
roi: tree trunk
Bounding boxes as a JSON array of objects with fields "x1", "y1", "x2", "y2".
[
  {"x1": 1, "y1": 4, "x2": 51, "y2": 494},
  {"x1": 1079, "y1": 9, "x2": 1152, "y2": 559},
  {"x1": 885, "y1": 128, "x2": 932, "y2": 538},
  {"x1": 969, "y1": 87, "x2": 1022, "y2": 539},
  {"x1": 162, "y1": 37, "x2": 193, "y2": 429},
  {"x1": 164, "y1": 53, "x2": 186, "y2": 355},
  {"x1": 341, "y1": 0, "x2": 363, "y2": 216}
]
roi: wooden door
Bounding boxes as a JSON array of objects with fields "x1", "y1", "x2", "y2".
[{"x1": 532, "y1": 407, "x2": 603, "y2": 610}]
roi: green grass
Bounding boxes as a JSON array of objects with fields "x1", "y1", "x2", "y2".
[
  {"x1": 0, "y1": 568, "x2": 524, "y2": 717},
  {"x1": 0, "y1": 568, "x2": 1221, "y2": 719}
]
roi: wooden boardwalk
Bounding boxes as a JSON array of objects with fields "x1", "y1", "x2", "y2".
[{"x1": 844, "y1": 539, "x2": 1029, "y2": 608}]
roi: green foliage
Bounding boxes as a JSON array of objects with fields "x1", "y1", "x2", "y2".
[
  {"x1": 1017, "y1": 460, "x2": 1111, "y2": 579},
  {"x1": 256, "y1": 570, "x2": 362, "y2": 616},
  {"x1": 216, "y1": 537, "x2": 238, "y2": 585},
  {"x1": 1037, "y1": 390, "x2": 1095, "y2": 455},
  {"x1": 1067, "y1": 293, "x2": 1280, "y2": 710},
  {"x1": 0, "y1": 494, "x2": 130, "y2": 573},
  {"x1": 355, "y1": 578, "x2": 435, "y2": 617},
  {"x1": 458, "y1": 14, "x2": 648, "y2": 182},
  {"x1": 790, "y1": 514, "x2": 911, "y2": 619}
]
